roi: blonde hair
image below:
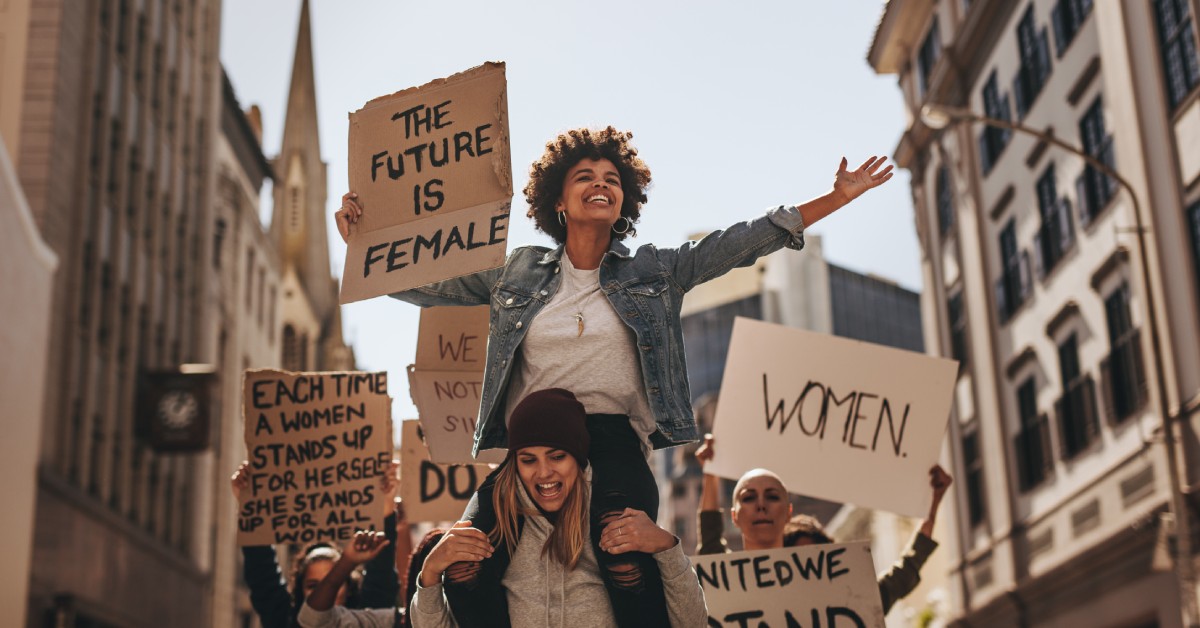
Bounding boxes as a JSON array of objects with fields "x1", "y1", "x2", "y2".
[{"x1": 490, "y1": 456, "x2": 590, "y2": 569}]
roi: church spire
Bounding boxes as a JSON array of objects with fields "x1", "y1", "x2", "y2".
[{"x1": 272, "y1": 0, "x2": 334, "y2": 323}]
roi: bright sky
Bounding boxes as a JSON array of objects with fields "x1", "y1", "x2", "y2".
[{"x1": 219, "y1": 0, "x2": 919, "y2": 422}]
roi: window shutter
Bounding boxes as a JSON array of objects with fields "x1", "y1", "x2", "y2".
[
  {"x1": 1052, "y1": 2, "x2": 1067, "y2": 57},
  {"x1": 1019, "y1": 249, "x2": 1034, "y2": 301},
  {"x1": 1033, "y1": 231, "x2": 1046, "y2": 281},
  {"x1": 1100, "y1": 356, "x2": 1116, "y2": 423},
  {"x1": 1083, "y1": 374, "x2": 1100, "y2": 441},
  {"x1": 995, "y1": 277, "x2": 1009, "y2": 323},
  {"x1": 1076, "y1": 172, "x2": 1093, "y2": 227},
  {"x1": 979, "y1": 131, "x2": 993, "y2": 175},
  {"x1": 1013, "y1": 71, "x2": 1029, "y2": 119},
  {"x1": 1133, "y1": 331, "x2": 1149, "y2": 409},
  {"x1": 1058, "y1": 197, "x2": 1075, "y2": 253},
  {"x1": 1037, "y1": 27, "x2": 1053, "y2": 85}
]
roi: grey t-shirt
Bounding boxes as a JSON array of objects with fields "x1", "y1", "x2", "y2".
[{"x1": 505, "y1": 254, "x2": 656, "y2": 453}]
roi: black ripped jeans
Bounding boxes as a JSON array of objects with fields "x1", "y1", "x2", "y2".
[{"x1": 442, "y1": 414, "x2": 670, "y2": 628}]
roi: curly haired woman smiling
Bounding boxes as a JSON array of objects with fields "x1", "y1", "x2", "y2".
[{"x1": 337, "y1": 126, "x2": 892, "y2": 627}]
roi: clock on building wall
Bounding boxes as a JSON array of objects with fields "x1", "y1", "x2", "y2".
[{"x1": 137, "y1": 367, "x2": 215, "y2": 453}]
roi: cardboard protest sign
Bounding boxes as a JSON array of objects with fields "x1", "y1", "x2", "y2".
[
  {"x1": 399, "y1": 419, "x2": 493, "y2": 523},
  {"x1": 238, "y1": 370, "x2": 393, "y2": 546},
  {"x1": 341, "y1": 62, "x2": 512, "y2": 304},
  {"x1": 408, "y1": 306, "x2": 505, "y2": 464},
  {"x1": 707, "y1": 318, "x2": 957, "y2": 518},
  {"x1": 694, "y1": 542, "x2": 885, "y2": 627}
]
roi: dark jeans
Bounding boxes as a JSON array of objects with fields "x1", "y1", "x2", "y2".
[{"x1": 443, "y1": 414, "x2": 669, "y2": 628}]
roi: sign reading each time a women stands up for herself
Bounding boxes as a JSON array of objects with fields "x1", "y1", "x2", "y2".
[
  {"x1": 707, "y1": 318, "x2": 959, "y2": 518},
  {"x1": 340, "y1": 62, "x2": 512, "y2": 304},
  {"x1": 237, "y1": 370, "x2": 393, "y2": 546}
]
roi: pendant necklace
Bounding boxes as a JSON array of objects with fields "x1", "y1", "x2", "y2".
[{"x1": 566, "y1": 261, "x2": 599, "y2": 337}]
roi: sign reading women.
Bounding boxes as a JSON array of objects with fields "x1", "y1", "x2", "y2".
[
  {"x1": 707, "y1": 318, "x2": 958, "y2": 517},
  {"x1": 340, "y1": 62, "x2": 512, "y2": 303},
  {"x1": 238, "y1": 370, "x2": 393, "y2": 546},
  {"x1": 693, "y1": 542, "x2": 885, "y2": 627},
  {"x1": 407, "y1": 305, "x2": 505, "y2": 464}
]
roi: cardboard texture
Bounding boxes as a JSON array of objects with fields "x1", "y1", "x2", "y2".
[
  {"x1": 693, "y1": 542, "x2": 885, "y2": 627},
  {"x1": 238, "y1": 370, "x2": 393, "y2": 546},
  {"x1": 341, "y1": 62, "x2": 512, "y2": 303},
  {"x1": 707, "y1": 318, "x2": 958, "y2": 518},
  {"x1": 399, "y1": 419, "x2": 492, "y2": 524},
  {"x1": 408, "y1": 306, "x2": 505, "y2": 464}
]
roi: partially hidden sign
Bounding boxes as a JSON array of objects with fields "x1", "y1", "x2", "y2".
[
  {"x1": 693, "y1": 542, "x2": 885, "y2": 627},
  {"x1": 238, "y1": 370, "x2": 393, "y2": 546},
  {"x1": 408, "y1": 305, "x2": 505, "y2": 464},
  {"x1": 341, "y1": 62, "x2": 512, "y2": 304},
  {"x1": 707, "y1": 318, "x2": 957, "y2": 518},
  {"x1": 399, "y1": 419, "x2": 493, "y2": 524}
]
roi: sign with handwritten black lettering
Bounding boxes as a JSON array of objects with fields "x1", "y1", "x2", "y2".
[
  {"x1": 408, "y1": 306, "x2": 505, "y2": 464},
  {"x1": 341, "y1": 62, "x2": 512, "y2": 304},
  {"x1": 399, "y1": 419, "x2": 493, "y2": 523},
  {"x1": 238, "y1": 370, "x2": 393, "y2": 546},
  {"x1": 693, "y1": 542, "x2": 884, "y2": 627},
  {"x1": 707, "y1": 318, "x2": 958, "y2": 517}
]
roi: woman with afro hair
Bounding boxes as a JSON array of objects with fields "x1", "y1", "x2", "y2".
[{"x1": 336, "y1": 127, "x2": 892, "y2": 627}]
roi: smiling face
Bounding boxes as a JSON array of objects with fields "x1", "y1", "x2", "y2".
[
  {"x1": 556, "y1": 157, "x2": 624, "y2": 230},
  {"x1": 730, "y1": 471, "x2": 792, "y2": 550},
  {"x1": 516, "y1": 446, "x2": 581, "y2": 513}
]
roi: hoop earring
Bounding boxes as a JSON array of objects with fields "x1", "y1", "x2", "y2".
[
  {"x1": 557, "y1": 211, "x2": 566, "y2": 227},
  {"x1": 612, "y1": 216, "x2": 632, "y2": 235}
]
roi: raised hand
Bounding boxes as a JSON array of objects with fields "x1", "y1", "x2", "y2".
[
  {"x1": 230, "y1": 461, "x2": 250, "y2": 503},
  {"x1": 343, "y1": 530, "x2": 390, "y2": 565},
  {"x1": 929, "y1": 464, "x2": 953, "y2": 507},
  {"x1": 695, "y1": 434, "x2": 715, "y2": 467},
  {"x1": 379, "y1": 459, "x2": 400, "y2": 518},
  {"x1": 335, "y1": 192, "x2": 363, "y2": 243},
  {"x1": 832, "y1": 156, "x2": 894, "y2": 204}
]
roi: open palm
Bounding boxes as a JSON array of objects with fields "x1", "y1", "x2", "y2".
[{"x1": 833, "y1": 156, "x2": 894, "y2": 203}]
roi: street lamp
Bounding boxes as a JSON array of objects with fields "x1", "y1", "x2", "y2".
[{"x1": 920, "y1": 103, "x2": 1199, "y2": 626}]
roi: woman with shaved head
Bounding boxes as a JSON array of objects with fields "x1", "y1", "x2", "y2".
[{"x1": 694, "y1": 435, "x2": 952, "y2": 615}]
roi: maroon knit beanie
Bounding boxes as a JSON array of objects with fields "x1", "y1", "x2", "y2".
[{"x1": 506, "y1": 388, "x2": 590, "y2": 469}]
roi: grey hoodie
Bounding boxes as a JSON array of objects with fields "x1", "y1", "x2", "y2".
[{"x1": 411, "y1": 481, "x2": 707, "y2": 628}]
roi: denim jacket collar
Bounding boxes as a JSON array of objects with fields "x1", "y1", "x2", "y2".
[{"x1": 536, "y1": 238, "x2": 633, "y2": 266}]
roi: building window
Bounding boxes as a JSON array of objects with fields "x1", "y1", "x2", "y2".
[
  {"x1": 1014, "y1": 377, "x2": 1052, "y2": 491},
  {"x1": 282, "y1": 325, "x2": 300, "y2": 371},
  {"x1": 995, "y1": 219, "x2": 1032, "y2": 323},
  {"x1": 978, "y1": 71, "x2": 1013, "y2": 175},
  {"x1": 1153, "y1": 0, "x2": 1200, "y2": 110},
  {"x1": 245, "y1": 248, "x2": 255, "y2": 309},
  {"x1": 1056, "y1": 334, "x2": 1099, "y2": 459},
  {"x1": 963, "y1": 429, "x2": 986, "y2": 527},
  {"x1": 1101, "y1": 285, "x2": 1147, "y2": 422},
  {"x1": 1034, "y1": 163, "x2": 1074, "y2": 278},
  {"x1": 936, "y1": 165, "x2": 954, "y2": 236},
  {"x1": 1051, "y1": 0, "x2": 1093, "y2": 57},
  {"x1": 1190, "y1": 202, "x2": 1200, "y2": 294},
  {"x1": 1076, "y1": 97, "x2": 1117, "y2": 226},
  {"x1": 948, "y1": 290, "x2": 968, "y2": 370},
  {"x1": 917, "y1": 17, "x2": 942, "y2": 97},
  {"x1": 212, "y1": 218, "x2": 226, "y2": 270},
  {"x1": 1013, "y1": 5, "x2": 1053, "y2": 119}
]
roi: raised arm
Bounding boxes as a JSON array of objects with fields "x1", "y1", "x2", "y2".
[
  {"x1": 876, "y1": 465, "x2": 951, "y2": 614},
  {"x1": 360, "y1": 462, "x2": 401, "y2": 609},
  {"x1": 694, "y1": 435, "x2": 729, "y2": 555},
  {"x1": 656, "y1": 156, "x2": 892, "y2": 293},
  {"x1": 232, "y1": 462, "x2": 292, "y2": 628}
]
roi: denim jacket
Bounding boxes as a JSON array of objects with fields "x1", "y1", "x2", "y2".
[{"x1": 391, "y1": 204, "x2": 805, "y2": 456}]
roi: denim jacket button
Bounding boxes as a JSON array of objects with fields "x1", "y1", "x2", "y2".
[
  {"x1": 540, "y1": 290, "x2": 548, "y2": 296},
  {"x1": 505, "y1": 297, "x2": 514, "y2": 305},
  {"x1": 515, "y1": 321, "x2": 523, "y2": 329}
]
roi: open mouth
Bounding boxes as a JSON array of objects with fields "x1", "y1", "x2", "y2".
[
  {"x1": 536, "y1": 482, "x2": 563, "y2": 499},
  {"x1": 585, "y1": 192, "x2": 613, "y2": 206},
  {"x1": 752, "y1": 518, "x2": 774, "y2": 526}
]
